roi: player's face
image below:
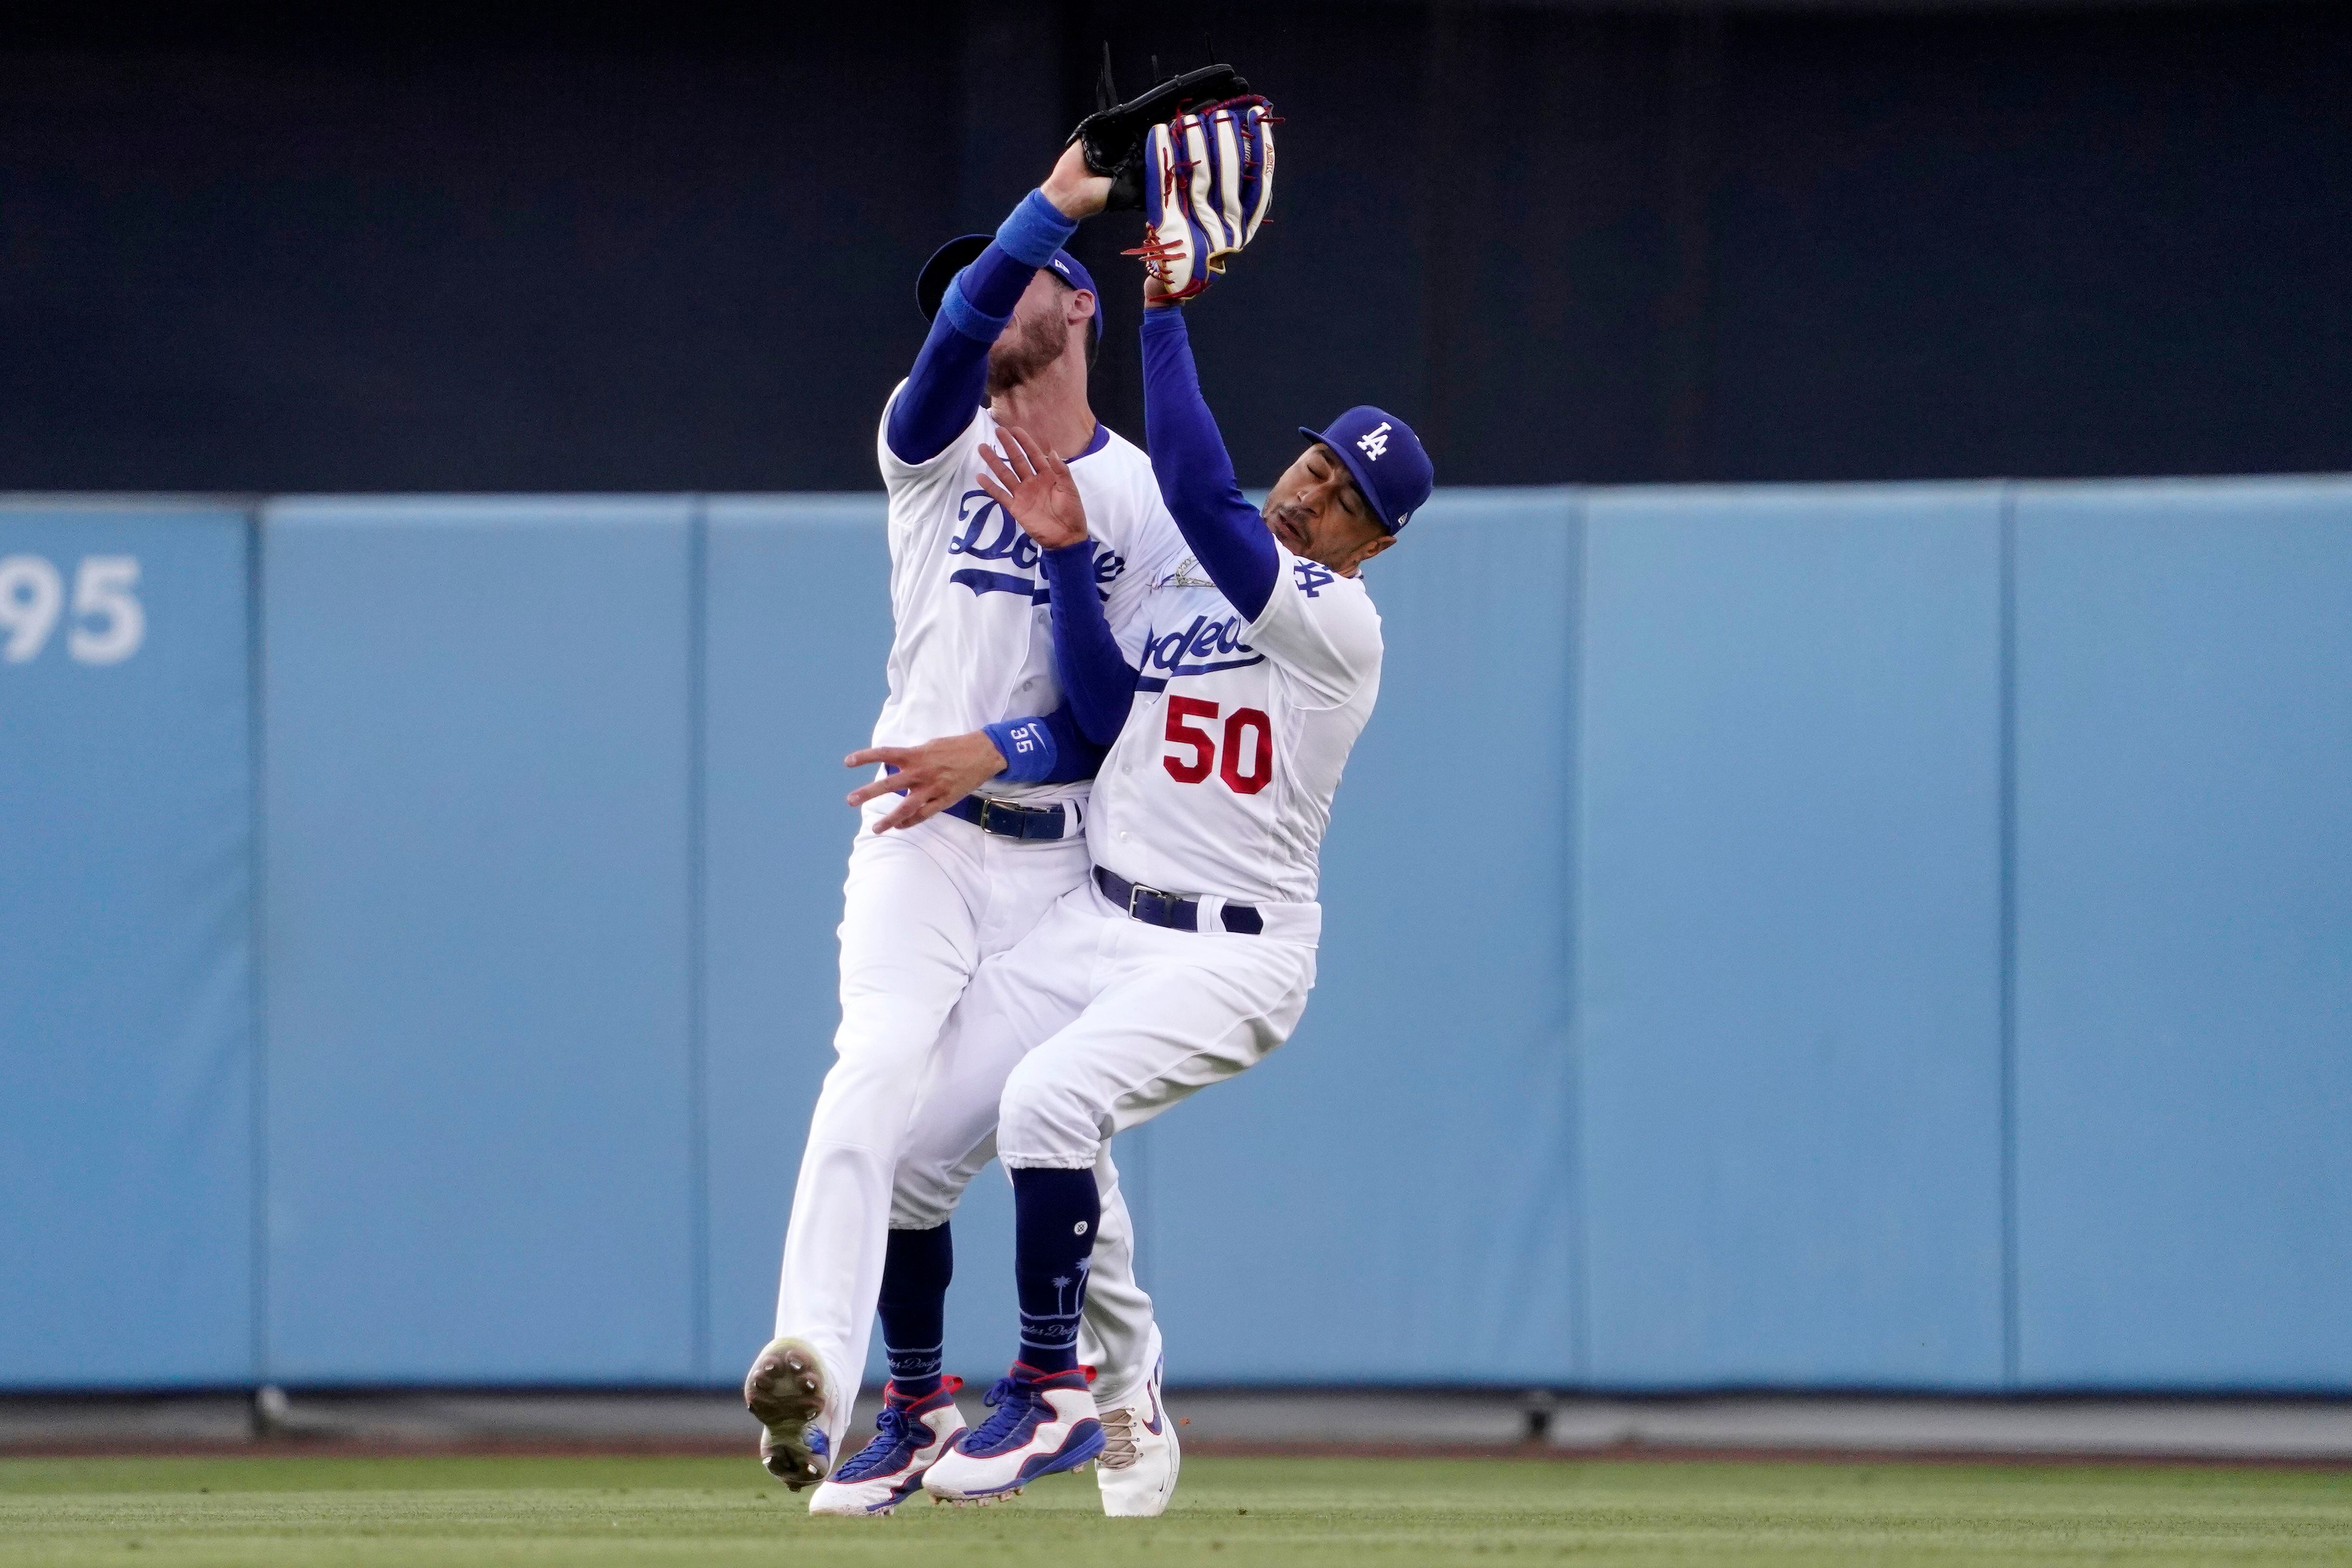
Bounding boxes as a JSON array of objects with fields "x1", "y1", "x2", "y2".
[
  {"x1": 986, "y1": 274, "x2": 1094, "y2": 396},
  {"x1": 1262, "y1": 443, "x2": 1396, "y2": 577}
]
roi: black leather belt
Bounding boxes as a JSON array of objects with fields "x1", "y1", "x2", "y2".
[
  {"x1": 945, "y1": 794, "x2": 1070, "y2": 841},
  {"x1": 1095, "y1": 866, "x2": 1265, "y2": 935}
]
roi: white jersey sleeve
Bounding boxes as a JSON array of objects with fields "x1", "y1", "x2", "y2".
[
  {"x1": 876, "y1": 381, "x2": 988, "y2": 522},
  {"x1": 1242, "y1": 545, "x2": 1384, "y2": 709}
]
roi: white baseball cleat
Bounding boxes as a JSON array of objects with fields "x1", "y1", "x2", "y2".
[
  {"x1": 743, "y1": 1336, "x2": 833, "y2": 1489},
  {"x1": 807, "y1": 1378, "x2": 968, "y2": 1517},
  {"x1": 920, "y1": 1363, "x2": 1104, "y2": 1505},
  {"x1": 1094, "y1": 1350, "x2": 1180, "y2": 1517}
]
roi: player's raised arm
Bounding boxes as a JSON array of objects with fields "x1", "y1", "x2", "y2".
[
  {"x1": 1135, "y1": 298, "x2": 1280, "y2": 619},
  {"x1": 1136, "y1": 280, "x2": 1429, "y2": 714},
  {"x1": 884, "y1": 144, "x2": 1111, "y2": 465},
  {"x1": 978, "y1": 424, "x2": 1142, "y2": 746}
]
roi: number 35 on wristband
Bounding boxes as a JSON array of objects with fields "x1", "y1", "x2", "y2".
[
  {"x1": 0, "y1": 555, "x2": 146, "y2": 665},
  {"x1": 1161, "y1": 696, "x2": 1273, "y2": 794}
]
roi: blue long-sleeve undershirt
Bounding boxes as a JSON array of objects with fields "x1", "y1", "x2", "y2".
[
  {"x1": 1139, "y1": 305, "x2": 1278, "y2": 621},
  {"x1": 885, "y1": 190, "x2": 1078, "y2": 465},
  {"x1": 1041, "y1": 540, "x2": 1141, "y2": 747}
]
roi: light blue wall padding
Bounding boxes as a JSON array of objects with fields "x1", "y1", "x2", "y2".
[
  {"x1": 12, "y1": 477, "x2": 2352, "y2": 1393},
  {"x1": 2012, "y1": 479, "x2": 2352, "y2": 1389},
  {"x1": 1578, "y1": 486, "x2": 2008, "y2": 1389},
  {"x1": 1145, "y1": 491, "x2": 1583, "y2": 1383},
  {"x1": 0, "y1": 502, "x2": 256, "y2": 1387},
  {"x1": 261, "y1": 498, "x2": 698, "y2": 1383}
]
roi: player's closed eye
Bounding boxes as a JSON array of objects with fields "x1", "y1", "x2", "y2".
[{"x1": 1307, "y1": 458, "x2": 1361, "y2": 516}]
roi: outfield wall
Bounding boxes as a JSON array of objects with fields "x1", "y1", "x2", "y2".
[{"x1": 4, "y1": 480, "x2": 2348, "y2": 1392}]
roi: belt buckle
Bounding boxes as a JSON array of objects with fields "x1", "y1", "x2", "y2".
[
  {"x1": 978, "y1": 799, "x2": 1019, "y2": 838},
  {"x1": 1125, "y1": 880, "x2": 1170, "y2": 920}
]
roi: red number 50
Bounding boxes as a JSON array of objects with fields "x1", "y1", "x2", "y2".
[{"x1": 1161, "y1": 696, "x2": 1273, "y2": 795}]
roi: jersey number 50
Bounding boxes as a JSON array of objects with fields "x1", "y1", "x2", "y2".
[{"x1": 1162, "y1": 696, "x2": 1273, "y2": 795}]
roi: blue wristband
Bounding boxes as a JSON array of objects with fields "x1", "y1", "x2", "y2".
[
  {"x1": 984, "y1": 716, "x2": 1059, "y2": 785},
  {"x1": 996, "y1": 188, "x2": 1079, "y2": 269}
]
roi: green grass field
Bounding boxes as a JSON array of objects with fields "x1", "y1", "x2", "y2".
[{"x1": 2, "y1": 1453, "x2": 2347, "y2": 1566}]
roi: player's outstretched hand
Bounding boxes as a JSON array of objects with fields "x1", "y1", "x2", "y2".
[
  {"x1": 976, "y1": 426, "x2": 1089, "y2": 551},
  {"x1": 843, "y1": 732, "x2": 1009, "y2": 834}
]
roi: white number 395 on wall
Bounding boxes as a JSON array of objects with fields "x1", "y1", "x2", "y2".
[{"x1": 0, "y1": 555, "x2": 146, "y2": 665}]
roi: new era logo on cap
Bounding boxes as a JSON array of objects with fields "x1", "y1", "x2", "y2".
[{"x1": 1045, "y1": 250, "x2": 1097, "y2": 298}]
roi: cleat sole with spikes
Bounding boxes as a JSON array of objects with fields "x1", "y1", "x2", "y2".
[{"x1": 744, "y1": 1336, "x2": 831, "y2": 1490}]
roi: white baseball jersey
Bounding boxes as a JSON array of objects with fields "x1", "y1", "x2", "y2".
[
  {"x1": 1086, "y1": 544, "x2": 1384, "y2": 904},
  {"x1": 872, "y1": 389, "x2": 1175, "y2": 803}
]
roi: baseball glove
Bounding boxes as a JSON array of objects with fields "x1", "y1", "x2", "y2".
[
  {"x1": 1128, "y1": 97, "x2": 1278, "y2": 301},
  {"x1": 1067, "y1": 53, "x2": 1253, "y2": 213}
]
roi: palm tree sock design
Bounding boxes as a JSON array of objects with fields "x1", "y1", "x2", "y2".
[
  {"x1": 1008, "y1": 1167, "x2": 1100, "y2": 1373},
  {"x1": 878, "y1": 1222, "x2": 954, "y2": 1398}
]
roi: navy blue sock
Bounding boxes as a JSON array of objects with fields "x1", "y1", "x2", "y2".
[
  {"x1": 1010, "y1": 1167, "x2": 1100, "y2": 1374},
  {"x1": 878, "y1": 1224, "x2": 952, "y2": 1399}
]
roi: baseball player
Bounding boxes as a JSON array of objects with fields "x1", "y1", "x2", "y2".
[
  {"x1": 878, "y1": 248, "x2": 1435, "y2": 1504},
  {"x1": 745, "y1": 139, "x2": 1183, "y2": 1514}
]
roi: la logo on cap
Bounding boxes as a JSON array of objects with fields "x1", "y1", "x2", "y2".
[{"x1": 1358, "y1": 421, "x2": 1392, "y2": 460}]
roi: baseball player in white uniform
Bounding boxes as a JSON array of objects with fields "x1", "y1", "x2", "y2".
[
  {"x1": 855, "y1": 237, "x2": 1436, "y2": 1505},
  {"x1": 745, "y1": 142, "x2": 1184, "y2": 1515}
]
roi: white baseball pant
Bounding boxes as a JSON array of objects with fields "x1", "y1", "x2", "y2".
[
  {"x1": 771, "y1": 798, "x2": 1153, "y2": 1437},
  {"x1": 893, "y1": 877, "x2": 1321, "y2": 1402}
]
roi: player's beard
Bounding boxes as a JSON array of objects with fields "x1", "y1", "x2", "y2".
[{"x1": 986, "y1": 309, "x2": 1068, "y2": 398}]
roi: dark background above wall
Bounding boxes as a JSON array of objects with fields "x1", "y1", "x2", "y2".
[{"x1": 0, "y1": 0, "x2": 2344, "y2": 491}]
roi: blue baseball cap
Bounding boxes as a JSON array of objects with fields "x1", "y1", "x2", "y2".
[
  {"x1": 916, "y1": 234, "x2": 1097, "y2": 321},
  {"x1": 1296, "y1": 406, "x2": 1434, "y2": 533}
]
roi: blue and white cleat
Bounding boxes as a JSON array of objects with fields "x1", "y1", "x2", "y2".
[
  {"x1": 807, "y1": 1379, "x2": 969, "y2": 1517},
  {"x1": 1094, "y1": 1349, "x2": 1179, "y2": 1518},
  {"x1": 744, "y1": 1336, "x2": 833, "y2": 1489},
  {"x1": 919, "y1": 1364, "x2": 1104, "y2": 1506}
]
